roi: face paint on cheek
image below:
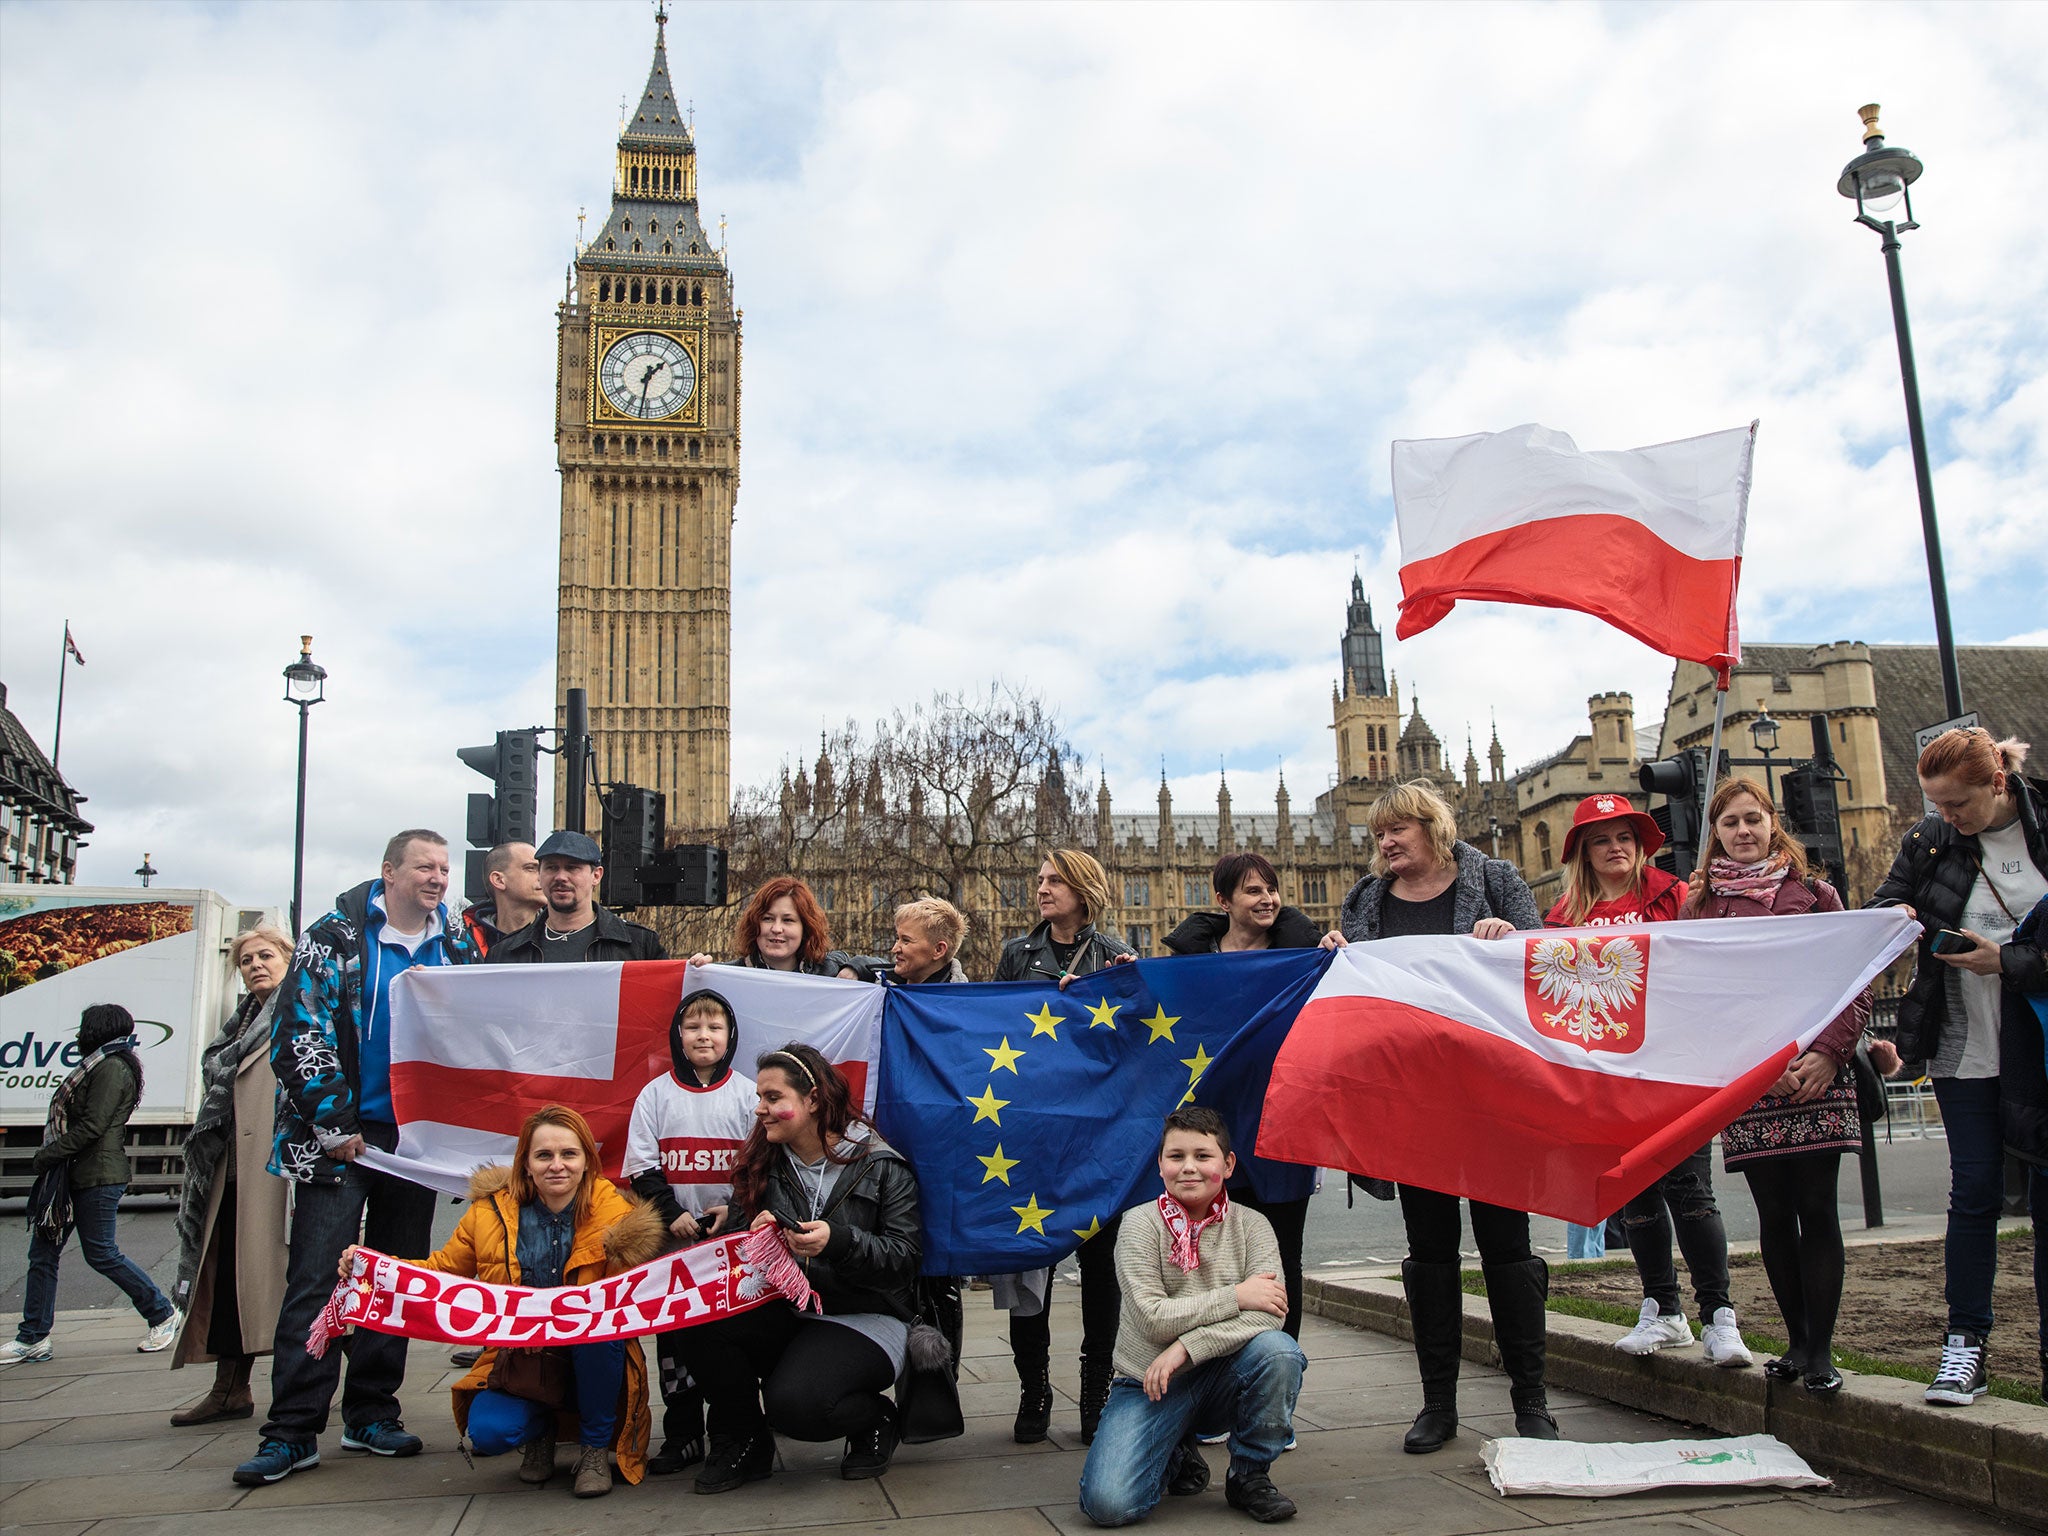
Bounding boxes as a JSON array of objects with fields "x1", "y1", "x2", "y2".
[{"x1": 773, "y1": 1106, "x2": 798, "y2": 1122}]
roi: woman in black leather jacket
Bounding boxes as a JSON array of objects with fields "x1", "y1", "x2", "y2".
[
  {"x1": 1869, "y1": 728, "x2": 2048, "y2": 1405},
  {"x1": 677, "y1": 1043, "x2": 923, "y2": 1492}
]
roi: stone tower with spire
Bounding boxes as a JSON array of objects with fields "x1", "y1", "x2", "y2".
[
  {"x1": 1329, "y1": 574, "x2": 1404, "y2": 789},
  {"x1": 555, "y1": 6, "x2": 739, "y2": 835}
]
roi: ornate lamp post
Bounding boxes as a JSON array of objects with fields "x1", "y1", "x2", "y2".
[
  {"x1": 282, "y1": 636, "x2": 328, "y2": 937},
  {"x1": 1749, "y1": 707, "x2": 1781, "y2": 802},
  {"x1": 1838, "y1": 103, "x2": 1963, "y2": 720}
]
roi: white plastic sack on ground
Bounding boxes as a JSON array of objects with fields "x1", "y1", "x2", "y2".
[{"x1": 1482, "y1": 1434, "x2": 1830, "y2": 1498}]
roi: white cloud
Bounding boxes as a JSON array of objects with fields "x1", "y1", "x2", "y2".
[{"x1": 2, "y1": 0, "x2": 2041, "y2": 907}]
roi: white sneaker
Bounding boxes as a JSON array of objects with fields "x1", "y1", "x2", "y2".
[
  {"x1": 1701, "y1": 1308, "x2": 1754, "y2": 1368},
  {"x1": 0, "y1": 1337, "x2": 53, "y2": 1365},
  {"x1": 139, "y1": 1313, "x2": 181, "y2": 1354},
  {"x1": 1614, "y1": 1298, "x2": 1693, "y2": 1355}
]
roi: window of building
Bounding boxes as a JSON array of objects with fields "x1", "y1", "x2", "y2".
[
  {"x1": 1124, "y1": 875, "x2": 1150, "y2": 908},
  {"x1": 1000, "y1": 874, "x2": 1030, "y2": 910},
  {"x1": 871, "y1": 882, "x2": 892, "y2": 912},
  {"x1": 1184, "y1": 875, "x2": 1208, "y2": 906},
  {"x1": 692, "y1": 283, "x2": 703, "y2": 304},
  {"x1": 1303, "y1": 873, "x2": 1328, "y2": 905},
  {"x1": 1536, "y1": 822, "x2": 1552, "y2": 871},
  {"x1": 816, "y1": 878, "x2": 835, "y2": 910}
]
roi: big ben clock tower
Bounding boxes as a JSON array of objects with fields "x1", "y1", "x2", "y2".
[{"x1": 555, "y1": 6, "x2": 737, "y2": 836}]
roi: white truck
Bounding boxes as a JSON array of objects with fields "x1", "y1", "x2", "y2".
[{"x1": 0, "y1": 885, "x2": 279, "y2": 1197}]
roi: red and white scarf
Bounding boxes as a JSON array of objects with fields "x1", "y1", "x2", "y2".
[
  {"x1": 1158, "y1": 1187, "x2": 1230, "y2": 1273},
  {"x1": 307, "y1": 1223, "x2": 816, "y2": 1358},
  {"x1": 1706, "y1": 854, "x2": 1790, "y2": 905}
]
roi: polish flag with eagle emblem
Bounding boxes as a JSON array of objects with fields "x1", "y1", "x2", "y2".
[
  {"x1": 356, "y1": 962, "x2": 884, "y2": 1197},
  {"x1": 1254, "y1": 908, "x2": 1917, "y2": 1225}
]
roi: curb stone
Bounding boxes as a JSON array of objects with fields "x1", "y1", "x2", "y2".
[{"x1": 1304, "y1": 1272, "x2": 2048, "y2": 1531}]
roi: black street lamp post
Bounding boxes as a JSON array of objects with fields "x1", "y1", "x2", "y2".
[
  {"x1": 1838, "y1": 103, "x2": 1964, "y2": 721},
  {"x1": 1749, "y1": 707, "x2": 1781, "y2": 802},
  {"x1": 282, "y1": 635, "x2": 328, "y2": 937}
]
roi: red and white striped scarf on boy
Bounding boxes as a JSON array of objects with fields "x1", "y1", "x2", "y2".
[{"x1": 1157, "y1": 1187, "x2": 1230, "y2": 1273}]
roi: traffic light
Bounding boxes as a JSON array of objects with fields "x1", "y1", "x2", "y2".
[
  {"x1": 456, "y1": 729, "x2": 540, "y2": 901},
  {"x1": 1638, "y1": 746, "x2": 1709, "y2": 881},
  {"x1": 1782, "y1": 715, "x2": 1848, "y2": 894},
  {"x1": 638, "y1": 844, "x2": 728, "y2": 907},
  {"x1": 601, "y1": 786, "x2": 665, "y2": 907}
]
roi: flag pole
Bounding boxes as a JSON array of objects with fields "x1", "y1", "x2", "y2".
[
  {"x1": 53, "y1": 622, "x2": 71, "y2": 770},
  {"x1": 1704, "y1": 681, "x2": 1729, "y2": 801}
]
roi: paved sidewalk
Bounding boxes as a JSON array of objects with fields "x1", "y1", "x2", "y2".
[{"x1": 1, "y1": 1291, "x2": 2029, "y2": 1534}]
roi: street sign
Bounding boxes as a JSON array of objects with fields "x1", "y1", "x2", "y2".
[{"x1": 1914, "y1": 712, "x2": 1979, "y2": 816}]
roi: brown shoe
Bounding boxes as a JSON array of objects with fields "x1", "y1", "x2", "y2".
[
  {"x1": 518, "y1": 1432, "x2": 556, "y2": 1484},
  {"x1": 170, "y1": 1356, "x2": 255, "y2": 1427},
  {"x1": 572, "y1": 1445, "x2": 613, "y2": 1498}
]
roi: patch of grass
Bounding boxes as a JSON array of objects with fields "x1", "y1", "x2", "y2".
[{"x1": 1458, "y1": 1268, "x2": 2044, "y2": 1408}]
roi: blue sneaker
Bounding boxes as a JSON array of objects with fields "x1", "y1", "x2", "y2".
[
  {"x1": 341, "y1": 1419, "x2": 423, "y2": 1457},
  {"x1": 233, "y1": 1437, "x2": 319, "y2": 1486}
]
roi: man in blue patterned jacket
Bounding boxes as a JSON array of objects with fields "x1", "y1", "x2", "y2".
[{"x1": 233, "y1": 829, "x2": 478, "y2": 1487}]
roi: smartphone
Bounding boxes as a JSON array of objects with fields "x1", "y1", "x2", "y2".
[
  {"x1": 1930, "y1": 929, "x2": 1974, "y2": 955},
  {"x1": 773, "y1": 1210, "x2": 807, "y2": 1232}
]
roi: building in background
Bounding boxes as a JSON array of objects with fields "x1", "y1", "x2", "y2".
[
  {"x1": 0, "y1": 682, "x2": 92, "y2": 885},
  {"x1": 555, "y1": 9, "x2": 738, "y2": 836},
  {"x1": 1660, "y1": 642, "x2": 2048, "y2": 903}
]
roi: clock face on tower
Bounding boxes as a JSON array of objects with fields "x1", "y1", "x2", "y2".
[{"x1": 597, "y1": 330, "x2": 697, "y2": 419}]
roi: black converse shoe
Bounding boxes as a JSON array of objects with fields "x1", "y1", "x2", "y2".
[
  {"x1": 694, "y1": 1430, "x2": 774, "y2": 1494},
  {"x1": 1924, "y1": 1332, "x2": 1989, "y2": 1406}
]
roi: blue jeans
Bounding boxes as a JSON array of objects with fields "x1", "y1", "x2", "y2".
[
  {"x1": 1566, "y1": 1223, "x2": 1606, "y2": 1259},
  {"x1": 261, "y1": 1122, "x2": 436, "y2": 1442},
  {"x1": 16, "y1": 1183, "x2": 173, "y2": 1344},
  {"x1": 1078, "y1": 1329, "x2": 1305, "y2": 1527},
  {"x1": 466, "y1": 1340, "x2": 627, "y2": 1453},
  {"x1": 1934, "y1": 1077, "x2": 2005, "y2": 1337}
]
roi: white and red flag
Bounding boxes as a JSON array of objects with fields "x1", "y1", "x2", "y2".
[
  {"x1": 358, "y1": 962, "x2": 884, "y2": 1197},
  {"x1": 1391, "y1": 422, "x2": 1755, "y2": 680},
  {"x1": 1254, "y1": 909, "x2": 1915, "y2": 1225}
]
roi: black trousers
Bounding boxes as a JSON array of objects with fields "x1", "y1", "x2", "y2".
[
  {"x1": 205, "y1": 1181, "x2": 250, "y2": 1361},
  {"x1": 1009, "y1": 1212, "x2": 1125, "y2": 1366},
  {"x1": 1398, "y1": 1185, "x2": 1531, "y2": 1266},
  {"x1": 675, "y1": 1299, "x2": 894, "y2": 1443},
  {"x1": 1234, "y1": 1192, "x2": 1308, "y2": 1339},
  {"x1": 1621, "y1": 1143, "x2": 1732, "y2": 1324}
]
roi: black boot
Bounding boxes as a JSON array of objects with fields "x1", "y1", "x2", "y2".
[
  {"x1": 1486, "y1": 1256, "x2": 1558, "y2": 1440},
  {"x1": 1012, "y1": 1326, "x2": 1053, "y2": 1443},
  {"x1": 1078, "y1": 1354, "x2": 1114, "y2": 1445},
  {"x1": 1401, "y1": 1259, "x2": 1463, "y2": 1454}
]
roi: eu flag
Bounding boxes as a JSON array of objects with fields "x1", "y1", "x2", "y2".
[{"x1": 875, "y1": 950, "x2": 1328, "y2": 1275}]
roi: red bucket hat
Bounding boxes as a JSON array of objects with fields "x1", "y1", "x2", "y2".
[{"x1": 1561, "y1": 793, "x2": 1665, "y2": 864}]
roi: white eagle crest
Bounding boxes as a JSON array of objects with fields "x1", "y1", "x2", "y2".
[{"x1": 1528, "y1": 935, "x2": 1645, "y2": 1044}]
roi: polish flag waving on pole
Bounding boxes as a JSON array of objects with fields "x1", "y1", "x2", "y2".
[
  {"x1": 1254, "y1": 909, "x2": 1915, "y2": 1225},
  {"x1": 358, "y1": 963, "x2": 884, "y2": 1197},
  {"x1": 1391, "y1": 422, "x2": 1755, "y2": 681}
]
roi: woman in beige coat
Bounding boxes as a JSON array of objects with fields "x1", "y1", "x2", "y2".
[{"x1": 168, "y1": 927, "x2": 293, "y2": 1425}]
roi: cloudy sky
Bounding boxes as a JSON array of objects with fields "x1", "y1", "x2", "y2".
[{"x1": 2, "y1": 0, "x2": 2042, "y2": 910}]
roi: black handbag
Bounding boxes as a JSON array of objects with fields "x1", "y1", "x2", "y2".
[
  {"x1": 485, "y1": 1345, "x2": 571, "y2": 1408},
  {"x1": 1850, "y1": 1039, "x2": 1888, "y2": 1129}
]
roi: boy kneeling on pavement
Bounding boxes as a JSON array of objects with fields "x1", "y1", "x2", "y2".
[{"x1": 1079, "y1": 1107, "x2": 1305, "y2": 1526}]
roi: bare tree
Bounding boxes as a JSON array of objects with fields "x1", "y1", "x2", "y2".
[{"x1": 648, "y1": 684, "x2": 1096, "y2": 976}]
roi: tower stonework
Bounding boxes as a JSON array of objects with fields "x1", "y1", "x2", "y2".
[{"x1": 555, "y1": 11, "x2": 737, "y2": 835}]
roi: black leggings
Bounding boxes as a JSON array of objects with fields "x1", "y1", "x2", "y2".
[
  {"x1": 674, "y1": 1299, "x2": 894, "y2": 1442},
  {"x1": 1399, "y1": 1185, "x2": 1532, "y2": 1266},
  {"x1": 1234, "y1": 1192, "x2": 1308, "y2": 1339},
  {"x1": 1010, "y1": 1212, "x2": 1125, "y2": 1365},
  {"x1": 1742, "y1": 1153, "x2": 1844, "y2": 1370}
]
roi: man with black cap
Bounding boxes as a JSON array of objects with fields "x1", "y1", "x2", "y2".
[{"x1": 487, "y1": 830, "x2": 666, "y2": 964}]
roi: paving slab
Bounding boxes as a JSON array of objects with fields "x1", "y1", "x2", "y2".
[
  {"x1": 0, "y1": 1427, "x2": 229, "y2": 1478},
  {"x1": 0, "y1": 1463, "x2": 247, "y2": 1522},
  {"x1": 78, "y1": 1494, "x2": 473, "y2": 1536},
  {"x1": 451, "y1": 1467, "x2": 896, "y2": 1534},
  {"x1": 0, "y1": 1415, "x2": 58, "y2": 1448}
]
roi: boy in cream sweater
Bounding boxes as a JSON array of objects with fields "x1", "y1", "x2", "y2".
[{"x1": 1077, "y1": 1107, "x2": 1305, "y2": 1525}]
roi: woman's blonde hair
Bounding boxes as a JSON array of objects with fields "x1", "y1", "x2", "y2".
[
  {"x1": 232, "y1": 926, "x2": 294, "y2": 970},
  {"x1": 1365, "y1": 781, "x2": 1459, "y2": 878},
  {"x1": 895, "y1": 897, "x2": 966, "y2": 956},
  {"x1": 1556, "y1": 829, "x2": 1648, "y2": 927},
  {"x1": 1043, "y1": 847, "x2": 1115, "y2": 926},
  {"x1": 1682, "y1": 776, "x2": 1811, "y2": 914}
]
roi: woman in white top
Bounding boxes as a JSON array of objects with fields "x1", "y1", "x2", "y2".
[{"x1": 1872, "y1": 727, "x2": 2048, "y2": 1406}]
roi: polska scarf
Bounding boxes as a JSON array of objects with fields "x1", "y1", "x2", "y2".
[
  {"x1": 1706, "y1": 855, "x2": 1791, "y2": 906},
  {"x1": 26, "y1": 1035, "x2": 140, "y2": 1242},
  {"x1": 1158, "y1": 1187, "x2": 1230, "y2": 1273},
  {"x1": 308, "y1": 1221, "x2": 818, "y2": 1358}
]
